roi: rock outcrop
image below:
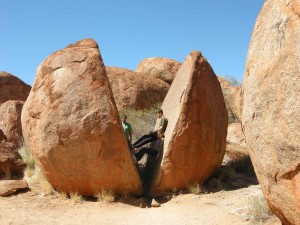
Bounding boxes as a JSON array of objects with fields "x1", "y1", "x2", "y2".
[
  {"x1": 0, "y1": 100, "x2": 24, "y2": 147},
  {"x1": 150, "y1": 51, "x2": 228, "y2": 195},
  {"x1": 242, "y1": 1, "x2": 300, "y2": 224},
  {"x1": 135, "y1": 57, "x2": 181, "y2": 85},
  {"x1": 106, "y1": 66, "x2": 169, "y2": 110},
  {"x1": 21, "y1": 39, "x2": 142, "y2": 196},
  {"x1": 0, "y1": 71, "x2": 31, "y2": 105}
]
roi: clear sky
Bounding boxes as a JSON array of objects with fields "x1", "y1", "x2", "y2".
[{"x1": 1, "y1": 0, "x2": 264, "y2": 86}]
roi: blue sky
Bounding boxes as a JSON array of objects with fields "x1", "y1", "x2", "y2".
[{"x1": 1, "y1": 0, "x2": 264, "y2": 86}]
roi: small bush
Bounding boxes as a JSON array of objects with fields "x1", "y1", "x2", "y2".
[
  {"x1": 246, "y1": 195, "x2": 273, "y2": 222},
  {"x1": 218, "y1": 166, "x2": 236, "y2": 182}
]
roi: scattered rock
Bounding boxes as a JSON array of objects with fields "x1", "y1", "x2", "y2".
[
  {"x1": 21, "y1": 38, "x2": 143, "y2": 196},
  {"x1": 0, "y1": 180, "x2": 28, "y2": 197},
  {"x1": 135, "y1": 57, "x2": 181, "y2": 85},
  {"x1": 242, "y1": 1, "x2": 300, "y2": 224},
  {"x1": 150, "y1": 51, "x2": 228, "y2": 196},
  {"x1": 0, "y1": 71, "x2": 31, "y2": 105},
  {"x1": 106, "y1": 66, "x2": 169, "y2": 110}
]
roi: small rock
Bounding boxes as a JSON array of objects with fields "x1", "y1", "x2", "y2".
[{"x1": 0, "y1": 180, "x2": 29, "y2": 197}]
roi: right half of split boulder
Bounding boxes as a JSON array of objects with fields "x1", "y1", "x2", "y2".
[{"x1": 150, "y1": 51, "x2": 228, "y2": 196}]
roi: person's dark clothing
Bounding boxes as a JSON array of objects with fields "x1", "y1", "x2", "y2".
[
  {"x1": 132, "y1": 132, "x2": 159, "y2": 148},
  {"x1": 135, "y1": 147, "x2": 158, "y2": 161}
]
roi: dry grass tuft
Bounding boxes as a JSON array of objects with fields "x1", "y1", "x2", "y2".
[
  {"x1": 96, "y1": 190, "x2": 115, "y2": 202},
  {"x1": 18, "y1": 144, "x2": 35, "y2": 169},
  {"x1": 69, "y1": 192, "x2": 82, "y2": 204},
  {"x1": 187, "y1": 182, "x2": 204, "y2": 195}
]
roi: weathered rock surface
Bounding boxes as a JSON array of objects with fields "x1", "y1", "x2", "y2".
[
  {"x1": 242, "y1": 1, "x2": 300, "y2": 224},
  {"x1": 106, "y1": 66, "x2": 169, "y2": 110},
  {"x1": 0, "y1": 100, "x2": 24, "y2": 147},
  {"x1": 150, "y1": 51, "x2": 228, "y2": 195},
  {"x1": 0, "y1": 142, "x2": 26, "y2": 177},
  {"x1": 226, "y1": 123, "x2": 248, "y2": 159},
  {"x1": 0, "y1": 71, "x2": 31, "y2": 105},
  {"x1": 21, "y1": 38, "x2": 143, "y2": 196},
  {"x1": 135, "y1": 57, "x2": 181, "y2": 84},
  {"x1": 0, "y1": 180, "x2": 28, "y2": 197}
]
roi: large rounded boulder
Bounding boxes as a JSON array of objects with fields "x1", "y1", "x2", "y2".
[
  {"x1": 106, "y1": 66, "x2": 169, "y2": 110},
  {"x1": 150, "y1": 51, "x2": 228, "y2": 195},
  {"x1": 21, "y1": 39, "x2": 142, "y2": 196},
  {"x1": 242, "y1": 1, "x2": 300, "y2": 224},
  {"x1": 0, "y1": 71, "x2": 31, "y2": 105},
  {"x1": 135, "y1": 57, "x2": 181, "y2": 85}
]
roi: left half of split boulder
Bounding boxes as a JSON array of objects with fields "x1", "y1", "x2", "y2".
[{"x1": 21, "y1": 38, "x2": 143, "y2": 196}]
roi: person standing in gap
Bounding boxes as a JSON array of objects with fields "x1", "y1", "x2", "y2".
[
  {"x1": 132, "y1": 108, "x2": 168, "y2": 153},
  {"x1": 121, "y1": 115, "x2": 132, "y2": 149}
]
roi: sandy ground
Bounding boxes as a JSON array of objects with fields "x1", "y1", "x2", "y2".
[{"x1": 0, "y1": 183, "x2": 281, "y2": 225}]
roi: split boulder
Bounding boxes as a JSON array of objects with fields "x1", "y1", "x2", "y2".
[
  {"x1": 150, "y1": 51, "x2": 228, "y2": 195},
  {"x1": 21, "y1": 39, "x2": 143, "y2": 196}
]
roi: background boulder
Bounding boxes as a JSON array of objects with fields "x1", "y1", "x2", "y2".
[
  {"x1": 106, "y1": 66, "x2": 169, "y2": 110},
  {"x1": 226, "y1": 123, "x2": 248, "y2": 159},
  {"x1": 0, "y1": 100, "x2": 24, "y2": 147},
  {"x1": 135, "y1": 57, "x2": 181, "y2": 85},
  {"x1": 242, "y1": 1, "x2": 300, "y2": 224},
  {"x1": 22, "y1": 39, "x2": 143, "y2": 196},
  {"x1": 0, "y1": 71, "x2": 31, "y2": 105}
]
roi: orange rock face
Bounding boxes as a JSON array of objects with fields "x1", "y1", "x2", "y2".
[
  {"x1": 150, "y1": 51, "x2": 228, "y2": 195},
  {"x1": 135, "y1": 57, "x2": 181, "y2": 85},
  {"x1": 21, "y1": 39, "x2": 142, "y2": 196},
  {"x1": 0, "y1": 100, "x2": 24, "y2": 147},
  {"x1": 0, "y1": 71, "x2": 31, "y2": 104},
  {"x1": 106, "y1": 66, "x2": 169, "y2": 110},
  {"x1": 242, "y1": 1, "x2": 300, "y2": 224}
]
